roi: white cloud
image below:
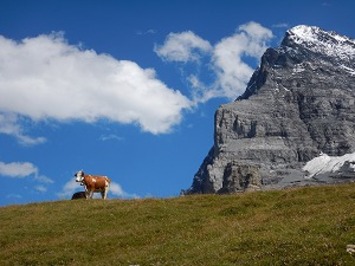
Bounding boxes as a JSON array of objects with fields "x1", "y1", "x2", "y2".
[
  {"x1": 109, "y1": 182, "x2": 124, "y2": 196},
  {"x1": 110, "y1": 181, "x2": 139, "y2": 198},
  {"x1": 99, "y1": 134, "x2": 124, "y2": 142},
  {"x1": 34, "y1": 185, "x2": 47, "y2": 193},
  {"x1": 0, "y1": 33, "x2": 192, "y2": 139},
  {"x1": 155, "y1": 21, "x2": 273, "y2": 102},
  {"x1": 34, "y1": 174, "x2": 54, "y2": 184},
  {"x1": 0, "y1": 161, "x2": 38, "y2": 177},
  {"x1": 211, "y1": 21, "x2": 273, "y2": 100},
  {"x1": 154, "y1": 31, "x2": 212, "y2": 62},
  {"x1": 0, "y1": 113, "x2": 46, "y2": 146},
  {"x1": 237, "y1": 21, "x2": 273, "y2": 57},
  {"x1": 0, "y1": 160, "x2": 53, "y2": 193},
  {"x1": 57, "y1": 178, "x2": 80, "y2": 199}
]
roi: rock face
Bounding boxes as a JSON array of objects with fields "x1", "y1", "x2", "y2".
[
  {"x1": 185, "y1": 25, "x2": 355, "y2": 194},
  {"x1": 218, "y1": 162, "x2": 261, "y2": 193}
]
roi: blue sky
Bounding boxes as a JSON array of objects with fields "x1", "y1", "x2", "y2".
[{"x1": 0, "y1": 0, "x2": 354, "y2": 206}]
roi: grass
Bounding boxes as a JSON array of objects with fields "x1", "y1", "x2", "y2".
[{"x1": 0, "y1": 183, "x2": 354, "y2": 265}]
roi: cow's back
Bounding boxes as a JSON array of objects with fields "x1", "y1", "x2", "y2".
[
  {"x1": 84, "y1": 175, "x2": 110, "y2": 191},
  {"x1": 94, "y1": 176, "x2": 110, "y2": 189}
]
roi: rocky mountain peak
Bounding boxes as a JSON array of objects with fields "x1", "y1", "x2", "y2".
[
  {"x1": 184, "y1": 25, "x2": 355, "y2": 195},
  {"x1": 238, "y1": 25, "x2": 355, "y2": 101},
  {"x1": 283, "y1": 25, "x2": 355, "y2": 61}
]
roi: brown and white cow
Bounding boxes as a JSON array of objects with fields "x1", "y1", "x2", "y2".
[{"x1": 74, "y1": 170, "x2": 111, "y2": 199}]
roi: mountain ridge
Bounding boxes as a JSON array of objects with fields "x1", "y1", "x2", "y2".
[
  {"x1": 286, "y1": 25, "x2": 355, "y2": 61},
  {"x1": 185, "y1": 25, "x2": 355, "y2": 194}
]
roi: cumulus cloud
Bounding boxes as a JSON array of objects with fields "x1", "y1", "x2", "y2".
[
  {"x1": 57, "y1": 178, "x2": 79, "y2": 199},
  {"x1": 0, "y1": 22, "x2": 273, "y2": 144},
  {"x1": 155, "y1": 21, "x2": 273, "y2": 102},
  {"x1": 0, "y1": 161, "x2": 38, "y2": 178},
  {"x1": 110, "y1": 181, "x2": 139, "y2": 198},
  {"x1": 0, "y1": 161, "x2": 53, "y2": 190},
  {"x1": 0, "y1": 33, "x2": 192, "y2": 140},
  {"x1": 211, "y1": 21, "x2": 273, "y2": 99},
  {"x1": 154, "y1": 31, "x2": 212, "y2": 62},
  {"x1": 108, "y1": 181, "x2": 124, "y2": 196}
]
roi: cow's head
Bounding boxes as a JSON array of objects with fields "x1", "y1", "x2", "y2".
[{"x1": 74, "y1": 170, "x2": 85, "y2": 182}]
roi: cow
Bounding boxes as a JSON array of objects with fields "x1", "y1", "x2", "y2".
[
  {"x1": 74, "y1": 170, "x2": 111, "y2": 199},
  {"x1": 71, "y1": 191, "x2": 86, "y2": 200}
]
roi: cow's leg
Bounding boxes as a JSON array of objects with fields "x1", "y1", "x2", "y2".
[
  {"x1": 103, "y1": 189, "x2": 108, "y2": 200},
  {"x1": 89, "y1": 190, "x2": 94, "y2": 199},
  {"x1": 102, "y1": 180, "x2": 109, "y2": 200},
  {"x1": 85, "y1": 189, "x2": 93, "y2": 199},
  {"x1": 85, "y1": 190, "x2": 90, "y2": 199}
]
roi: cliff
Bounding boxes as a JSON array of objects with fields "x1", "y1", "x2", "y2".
[{"x1": 185, "y1": 25, "x2": 355, "y2": 194}]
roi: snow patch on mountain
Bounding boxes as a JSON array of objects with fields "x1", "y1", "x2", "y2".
[
  {"x1": 340, "y1": 64, "x2": 355, "y2": 75},
  {"x1": 288, "y1": 25, "x2": 355, "y2": 60},
  {"x1": 303, "y1": 152, "x2": 355, "y2": 178}
]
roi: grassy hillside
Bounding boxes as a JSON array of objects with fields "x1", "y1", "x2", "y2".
[{"x1": 1, "y1": 183, "x2": 354, "y2": 266}]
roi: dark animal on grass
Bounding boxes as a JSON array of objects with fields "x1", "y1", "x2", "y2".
[
  {"x1": 74, "y1": 170, "x2": 111, "y2": 200},
  {"x1": 71, "y1": 191, "x2": 86, "y2": 200}
]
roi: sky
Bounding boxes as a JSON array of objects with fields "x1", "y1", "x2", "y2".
[{"x1": 0, "y1": 0, "x2": 354, "y2": 206}]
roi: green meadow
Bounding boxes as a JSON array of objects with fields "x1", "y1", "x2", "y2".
[{"x1": 1, "y1": 183, "x2": 354, "y2": 265}]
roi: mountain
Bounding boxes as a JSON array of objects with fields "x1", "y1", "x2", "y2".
[{"x1": 184, "y1": 25, "x2": 355, "y2": 194}]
